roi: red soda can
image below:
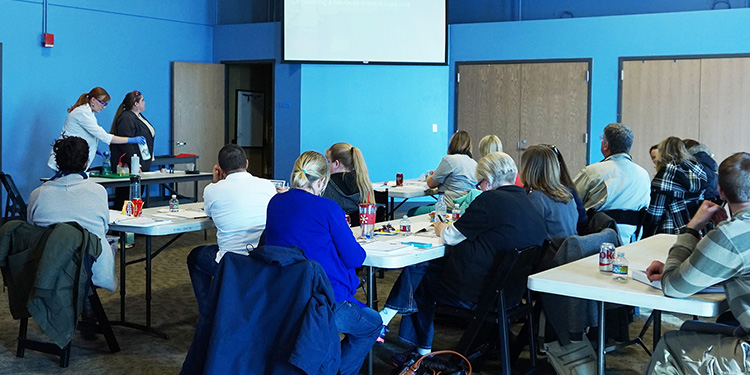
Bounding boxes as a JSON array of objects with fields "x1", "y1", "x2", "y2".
[
  {"x1": 132, "y1": 198, "x2": 144, "y2": 217},
  {"x1": 599, "y1": 242, "x2": 615, "y2": 272},
  {"x1": 345, "y1": 213, "x2": 351, "y2": 226},
  {"x1": 396, "y1": 173, "x2": 404, "y2": 186}
]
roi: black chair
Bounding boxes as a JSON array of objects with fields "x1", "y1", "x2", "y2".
[
  {"x1": 16, "y1": 289, "x2": 120, "y2": 367},
  {"x1": 438, "y1": 242, "x2": 546, "y2": 375},
  {"x1": 0, "y1": 172, "x2": 27, "y2": 221}
]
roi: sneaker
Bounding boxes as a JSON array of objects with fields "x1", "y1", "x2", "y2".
[
  {"x1": 391, "y1": 350, "x2": 418, "y2": 368},
  {"x1": 376, "y1": 325, "x2": 389, "y2": 344}
]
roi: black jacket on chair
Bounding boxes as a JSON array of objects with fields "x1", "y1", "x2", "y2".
[
  {"x1": 0, "y1": 221, "x2": 102, "y2": 348},
  {"x1": 182, "y1": 246, "x2": 340, "y2": 375}
]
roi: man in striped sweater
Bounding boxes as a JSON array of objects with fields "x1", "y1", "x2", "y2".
[{"x1": 644, "y1": 152, "x2": 750, "y2": 375}]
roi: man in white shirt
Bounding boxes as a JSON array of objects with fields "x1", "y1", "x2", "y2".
[
  {"x1": 573, "y1": 123, "x2": 651, "y2": 244},
  {"x1": 187, "y1": 144, "x2": 276, "y2": 318}
]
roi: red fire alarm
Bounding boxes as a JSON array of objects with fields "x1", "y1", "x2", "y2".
[{"x1": 43, "y1": 33, "x2": 54, "y2": 48}]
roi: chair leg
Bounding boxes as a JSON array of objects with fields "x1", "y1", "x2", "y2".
[
  {"x1": 499, "y1": 292, "x2": 511, "y2": 375},
  {"x1": 89, "y1": 289, "x2": 120, "y2": 353},
  {"x1": 17, "y1": 318, "x2": 27, "y2": 358},
  {"x1": 59, "y1": 342, "x2": 71, "y2": 368}
]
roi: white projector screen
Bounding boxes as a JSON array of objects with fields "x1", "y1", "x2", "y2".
[{"x1": 283, "y1": 0, "x2": 447, "y2": 64}]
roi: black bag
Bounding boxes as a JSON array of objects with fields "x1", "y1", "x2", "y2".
[{"x1": 391, "y1": 350, "x2": 471, "y2": 375}]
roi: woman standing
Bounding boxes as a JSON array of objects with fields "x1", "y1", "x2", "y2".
[
  {"x1": 47, "y1": 87, "x2": 145, "y2": 171},
  {"x1": 111, "y1": 90, "x2": 156, "y2": 208},
  {"x1": 322, "y1": 142, "x2": 375, "y2": 226},
  {"x1": 520, "y1": 145, "x2": 578, "y2": 245},
  {"x1": 644, "y1": 137, "x2": 708, "y2": 235},
  {"x1": 264, "y1": 151, "x2": 381, "y2": 375}
]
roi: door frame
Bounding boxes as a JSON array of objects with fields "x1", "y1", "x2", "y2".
[
  {"x1": 616, "y1": 53, "x2": 750, "y2": 123},
  {"x1": 454, "y1": 57, "x2": 593, "y2": 164},
  {"x1": 221, "y1": 59, "x2": 276, "y2": 178}
]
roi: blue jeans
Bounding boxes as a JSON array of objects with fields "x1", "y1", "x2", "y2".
[
  {"x1": 384, "y1": 262, "x2": 430, "y2": 314},
  {"x1": 397, "y1": 264, "x2": 474, "y2": 350},
  {"x1": 187, "y1": 245, "x2": 220, "y2": 318},
  {"x1": 334, "y1": 301, "x2": 382, "y2": 375}
]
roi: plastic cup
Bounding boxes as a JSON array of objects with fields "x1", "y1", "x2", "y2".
[{"x1": 359, "y1": 203, "x2": 377, "y2": 240}]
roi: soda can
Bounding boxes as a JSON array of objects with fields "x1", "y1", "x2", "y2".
[
  {"x1": 132, "y1": 198, "x2": 144, "y2": 217},
  {"x1": 345, "y1": 213, "x2": 351, "y2": 227},
  {"x1": 599, "y1": 242, "x2": 615, "y2": 272},
  {"x1": 396, "y1": 173, "x2": 404, "y2": 186}
]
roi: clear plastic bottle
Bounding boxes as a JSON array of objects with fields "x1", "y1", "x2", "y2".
[
  {"x1": 130, "y1": 153, "x2": 140, "y2": 176},
  {"x1": 102, "y1": 151, "x2": 112, "y2": 174},
  {"x1": 399, "y1": 215, "x2": 412, "y2": 233},
  {"x1": 139, "y1": 143, "x2": 151, "y2": 161},
  {"x1": 434, "y1": 192, "x2": 447, "y2": 223},
  {"x1": 612, "y1": 251, "x2": 629, "y2": 282},
  {"x1": 169, "y1": 195, "x2": 179, "y2": 212},
  {"x1": 452, "y1": 203, "x2": 462, "y2": 221}
]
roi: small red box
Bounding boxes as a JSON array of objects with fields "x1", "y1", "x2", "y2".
[{"x1": 43, "y1": 33, "x2": 54, "y2": 48}]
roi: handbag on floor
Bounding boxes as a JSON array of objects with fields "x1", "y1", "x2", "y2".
[{"x1": 394, "y1": 350, "x2": 472, "y2": 375}]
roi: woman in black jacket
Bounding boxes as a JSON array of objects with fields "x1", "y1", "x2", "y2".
[{"x1": 110, "y1": 90, "x2": 156, "y2": 209}]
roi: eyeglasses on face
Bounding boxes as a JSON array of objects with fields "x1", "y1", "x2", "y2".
[{"x1": 94, "y1": 98, "x2": 108, "y2": 107}]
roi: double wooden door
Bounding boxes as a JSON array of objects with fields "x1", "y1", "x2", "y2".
[
  {"x1": 456, "y1": 61, "x2": 591, "y2": 176},
  {"x1": 621, "y1": 57, "x2": 750, "y2": 175}
]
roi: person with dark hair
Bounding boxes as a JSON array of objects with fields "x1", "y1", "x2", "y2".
[
  {"x1": 683, "y1": 139, "x2": 721, "y2": 203},
  {"x1": 186, "y1": 144, "x2": 276, "y2": 321},
  {"x1": 543, "y1": 144, "x2": 588, "y2": 233},
  {"x1": 644, "y1": 137, "x2": 707, "y2": 236},
  {"x1": 645, "y1": 152, "x2": 750, "y2": 375},
  {"x1": 47, "y1": 87, "x2": 146, "y2": 171},
  {"x1": 573, "y1": 123, "x2": 650, "y2": 244},
  {"x1": 30, "y1": 136, "x2": 116, "y2": 291},
  {"x1": 650, "y1": 144, "x2": 659, "y2": 166},
  {"x1": 110, "y1": 90, "x2": 156, "y2": 209},
  {"x1": 425, "y1": 130, "x2": 478, "y2": 208}
]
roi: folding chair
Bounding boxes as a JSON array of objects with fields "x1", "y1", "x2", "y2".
[{"x1": 0, "y1": 172, "x2": 27, "y2": 221}]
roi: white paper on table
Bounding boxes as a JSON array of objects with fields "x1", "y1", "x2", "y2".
[
  {"x1": 156, "y1": 209, "x2": 208, "y2": 219},
  {"x1": 111, "y1": 216, "x2": 172, "y2": 227},
  {"x1": 632, "y1": 269, "x2": 724, "y2": 294},
  {"x1": 362, "y1": 241, "x2": 413, "y2": 255}
]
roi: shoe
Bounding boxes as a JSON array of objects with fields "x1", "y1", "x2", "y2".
[
  {"x1": 391, "y1": 350, "x2": 418, "y2": 368},
  {"x1": 376, "y1": 325, "x2": 389, "y2": 344}
]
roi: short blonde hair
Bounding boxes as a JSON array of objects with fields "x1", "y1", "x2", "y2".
[
  {"x1": 478, "y1": 135, "x2": 503, "y2": 158},
  {"x1": 290, "y1": 151, "x2": 330, "y2": 192},
  {"x1": 476, "y1": 152, "x2": 517, "y2": 189}
]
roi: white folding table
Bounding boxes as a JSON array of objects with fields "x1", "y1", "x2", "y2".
[
  {"x1": 528, "y1": 234, "x2": 728, "y2": 375},
  {"x1": 373, "y1": 179, "x2": 438, "y2": 220},
  {"x1": 108, "y1": 202, "x2": 214, "y2": 339}
]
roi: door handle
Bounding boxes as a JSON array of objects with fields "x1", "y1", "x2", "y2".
[{"x1": 517, "y1": 140, "x2": 528, "y2": 151}]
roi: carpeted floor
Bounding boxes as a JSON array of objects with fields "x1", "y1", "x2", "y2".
[{"x1": 0, "y1": 226, "x2": 686, "y2": 375}]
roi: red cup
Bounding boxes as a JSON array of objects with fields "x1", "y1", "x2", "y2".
[
  {"x1": 132, "y1": 198, "x2": 144, "y2": 217},
  {"x1": 345, "y1": 213, "x2": 351, "y2": 227},
  {"x1": 359, "y1": 203, "x2": 377, "y2": 239},
  {"x1": 396, "y1": 173, "x2": 404, "y2": 186}
]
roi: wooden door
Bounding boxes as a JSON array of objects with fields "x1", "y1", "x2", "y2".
[
  {"x1": 519, "y1": 62, "x2": 590, "y2": 177},
  {"x1": 699, "y1": 57, "x2": 750, "y2": 165},
  {"x1": 621, "y1": 59, "x2": 701, "y2": 175},
  {"x1": 172, "y1": 62, "x2": 226, "y2": 201},
  {"x1": 456, "y1": 64, "x2": 521, "y2": 163}
]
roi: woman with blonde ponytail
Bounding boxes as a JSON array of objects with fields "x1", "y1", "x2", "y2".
[
  {"x1": 264, "y1": 151, "x2": 382, "y2": 375},
  {"x1": 323, "y1": 142, "x2": 375, "y2": 225},
  {"x1": 47, "y1": 87, "x2": 146, "y2": 171}
]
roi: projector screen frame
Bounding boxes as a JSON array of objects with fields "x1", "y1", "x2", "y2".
[{"x1": 281, "y1": 0, "x2": 448, "y2": 66}]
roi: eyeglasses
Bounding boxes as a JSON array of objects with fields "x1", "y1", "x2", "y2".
[{"x1": 94, "y1": 98, "x2": 108, "y2": 107}]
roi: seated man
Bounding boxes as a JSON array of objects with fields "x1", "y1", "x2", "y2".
[
  {"x1": 645, "y1": 152, "x2": 750, "y2": 375},
  {"x1": 28, "y1": 136, "x2": 115, "y2": 291},
  {"x1": 394, "y1": 152, "x2": 548, "y2": 359},
  {"x1": 573, "y1": 123, "x2": 650, "y2": 244},
  {"x1": 187, "y1": 144, "x2": 276, "y2": 319}
]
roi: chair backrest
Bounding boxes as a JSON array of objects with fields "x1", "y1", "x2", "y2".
[
  {"x1": 478, "y1": 241, "x2": 547, "y2": 309},
  {"x1": 0, "y1": 173, "x2": 27, "y2": 221}
]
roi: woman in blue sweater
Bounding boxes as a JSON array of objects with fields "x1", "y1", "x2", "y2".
[{"x1": 264, "y1": 151, "x2": 381, "y2": 375}]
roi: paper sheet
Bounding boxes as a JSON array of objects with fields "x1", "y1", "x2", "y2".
[
  {"x1": 632, "y1": 269, "x2": 724, "y2": 294},
  {"x1": 156, "y1": 209, "x2": 208, "y2": 219}
]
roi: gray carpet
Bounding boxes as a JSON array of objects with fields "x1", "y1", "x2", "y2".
[{"x1": 0, "y1": 227, "x2": 685, "y2": 374}]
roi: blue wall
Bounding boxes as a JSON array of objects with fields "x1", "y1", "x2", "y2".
[
  {"x1": 449, "y1": 8, "x2": 750, "y2": 162},
  {"x1": 0, "y1": 0, "x2": 215, "y2": 198},
  {"x1": 299, "y1": 64, "x2": 449, "y2": 183}
]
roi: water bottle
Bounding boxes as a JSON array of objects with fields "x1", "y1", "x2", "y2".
[
  {"x1": 399, "y1": 215, "x2": 412, "y2": 233},
  {"x1": 139, "y1": 143, "x2": 151, "y2": 161},
  {"x1": 102, "y1": 151, "x2": 112, "y2": 174},
  {"x1": 130, "y1": 154, "x2": 140, "y2": 176},
  {"x1": 435, "y1": 192, "x2": 447, "y2": 223},
  {"x1": 129, "y1": 176, "x2": 141, "y2": 201},
  {"x1": 169, "y1": 195, "x2": 179, "y2": 212},
  {"x1": 452, "y1": 203, "x2": 462, "y2": 221},
  {"x1": 612, "y1": 251, "x2": 629, "y2": 282}
]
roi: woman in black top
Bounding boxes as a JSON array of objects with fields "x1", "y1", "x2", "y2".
[
  {"x1": 322, "y1": 142, "x2": 374, "y2": 225},
  {"x1": 110, "y1": 90, "x2": 156, "y2": 209}
]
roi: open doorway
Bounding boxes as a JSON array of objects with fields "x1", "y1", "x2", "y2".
[{"x1": 225, "y1": 61, "x2": 274, "y2": 179}]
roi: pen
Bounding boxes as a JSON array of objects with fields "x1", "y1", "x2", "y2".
[{"x1": 436, "y1": 214, "x2": 445, "y2": 223}]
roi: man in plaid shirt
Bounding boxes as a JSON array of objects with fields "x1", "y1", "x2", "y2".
[{"x1": 645, "y1": 152, "x2": 750, "y2": 375}]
